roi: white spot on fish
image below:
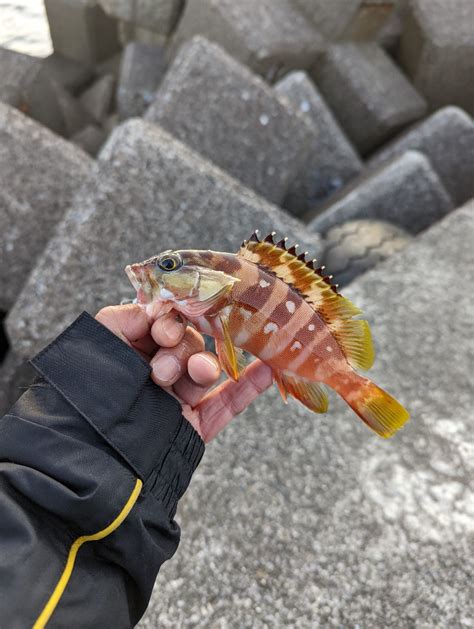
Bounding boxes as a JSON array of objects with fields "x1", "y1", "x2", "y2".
[
  {"x1": 308, "y1": 324, "x2": 315, "y2": 331},
  {"x1": 259, "y1": 279, "x2": 270, "y2": 288},
  {"x1": 286, "y1": 301, "x2": 296, "y2": 314},
  {"x1": 290, "y1": 341, "x2": 302, "y2": 352},
  {"x1": 235, "y1": 330, "x2": 251, "y2": 346},
  {"x1": 326, "y1": 346, "x2": 333, "y2": 352},
  {"x1": 160, "y1": 288, "x2": 174, "y2": 300},
  {"x1": 259, "y1": 113, "x2": 269, "y2": 126},
  {"x1": 264, "y1": 322, "x2": 278, "y2": 334}
]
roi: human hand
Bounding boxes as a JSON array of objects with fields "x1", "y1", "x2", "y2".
[{"x1": 95, "y1": 304, "x2": 273, "y2": 442}]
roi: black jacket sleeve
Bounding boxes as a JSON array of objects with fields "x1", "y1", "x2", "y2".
[{"x1": 0, "y1": 312, "x2": 205, "y2": 629}]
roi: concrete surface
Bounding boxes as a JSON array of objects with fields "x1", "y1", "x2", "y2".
[
  {"x1": 312, "y1": 41, "x2": 427, "y2": 154},
  {"x1": 146, "y1": 37, "x2": 315, "y2": 205},
  {"x1": 369, "y1": 106, "x2": 474, "y2": 207},
  {"x1": 117, "y1": 42, "x2": 167, "y2": 119},
  {"x1": 171, "y1": 0, "x2": 324, "y2": 79},
  {"x1": 399, "y1": 0, "x2": 474, "y2": 115},
  {"x1": 99, "y1": 0, "x2": 184, "y2": 36},
  {"x1": 44, "y1": 0, "x2": 120, "y2": 64},
  {"x1": 137, "y1": 202, "x2": 473, "y2": 627},
  {"x1": 0, "y1": 104, "x2": 92, "y2": 311},
  {"x1": 307, "y1": 150, "x2": 453, "y2": 236},
  {"x1": 275, "y1": 70, "x2": 362, "y2": 216}
]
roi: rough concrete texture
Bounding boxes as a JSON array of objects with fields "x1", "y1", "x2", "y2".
[
  {"x1": 41, "y1": 52, "x2": 93, "y2": 94},
  {"x1": 7, "y1": 119, "x2": 322, "y2": 358},
  {"x1": 99, "y1": 0, "x2": 183, "y2": 36},
  {"x1": 369, "y1": 106, "x2": 474, "y2": 207},
  {"x1": 323, "y1": 219, "x2": 413, "y2": 287},
  {"x1": 399, "y1": 0, "x2": 474, "y2": 116},
  {"x1": 275, "y1": 71, "x2": 362, "y2": 216},
  {"x1": 291, "y1": 0, "x2": 360, "y2": 39},
  {"x1": 307, "y1": 151, "x2": 453, "y2": 236},
  {"x1": 171, "y1": 0, "x2": 324, "y2": 79},
  {"x1": 0, "y1": 46, "x2": 66, "y2": 135},
  {"x1": 137, "y1": 203, "x2": 473, "y2": 627},
  {"x1": 80, "y1": 73, "x2": 115, "y2": 123},
  {"x1": 117, "y1": 42, "x2": 167, "y2": 119},
  {"x1": 53, "y1": 82, "x2": 92, "y2": 137},
  {"x1": 312, "y1": 41, "x2": 427, "y2": 154},
  {"x1": 71, "y1": 123, "x2": 107, "y2": 156},
  {"x1": 0, "y1": 352, "x2": 35, "y2": 417},
  {"x1": 44, "y1": 0, "x2": 120, "y2": 64},
  {"x1": 0, "y1": 104, "x2": 92, "y2": 311},
  {"x1": 146, "y1": 37, "x2": 315, "y2": 205},
  {"x1": 341, "y1": 0, "x2": 395, "y2": 41}
]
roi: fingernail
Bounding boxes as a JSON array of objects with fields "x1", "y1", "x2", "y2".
[
  {"x1": 153, "y1": 355, "x2": 180, "y2": 383},
  {"x1": 165, "y1": 319, "x2": 184, "y2": 343},
  {"x1": 200, "y1": 354, "x2": 220, "y2": 375}
]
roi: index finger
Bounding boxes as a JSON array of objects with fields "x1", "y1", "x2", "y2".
[{"x1": 196, "y1": 360, "x2": 273, "y2": 442}]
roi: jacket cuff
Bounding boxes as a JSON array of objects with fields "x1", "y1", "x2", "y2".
[{"x1": 30, "y1": 312, "x2": 204, "y2": 499}]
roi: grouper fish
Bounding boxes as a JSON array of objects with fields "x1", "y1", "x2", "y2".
[{"x1": 125, "y1": 232, "x2": 409, "y2": 438}]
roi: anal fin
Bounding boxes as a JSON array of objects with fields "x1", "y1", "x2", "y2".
[{"x1": 276, "y1": 372, "x2": 329, "y2": 414}]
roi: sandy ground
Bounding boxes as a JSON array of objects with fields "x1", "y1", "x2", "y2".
[{"x1": 0, "y1": 0, "x2": 52, "y2": 56}]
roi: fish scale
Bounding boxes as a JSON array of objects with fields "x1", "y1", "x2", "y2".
[{"x1": 125, "y1": 232, "x2": 409, "y2": 438}]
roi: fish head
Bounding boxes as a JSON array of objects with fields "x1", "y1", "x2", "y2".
[{"x1": 125, "y1": 249, "x2": 239, "y2": 317}]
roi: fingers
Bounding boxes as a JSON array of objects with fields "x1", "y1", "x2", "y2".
[
  {"x1": 96, "y1": 304, "x2": 150, "y2": 346},
  {"x1": 150, "y1": 327, "x2": 205, "y2": 387},
  {"x1": 173, "y1": 352, "x2": 221, "y2": 407},
  {"x1": 150, "y1": 311, "x2": 186, "y2": 347},
  {"x1": 197, "y1": 359, "x2": 274, "y2": 442}
]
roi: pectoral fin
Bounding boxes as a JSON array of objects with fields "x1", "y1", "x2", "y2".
[
  {"x1": 275, "y1": 371, "x2": 329, "y2": 414},
  {"x1": 216, "y1": 314, "x2": 247, "y2": 381}
]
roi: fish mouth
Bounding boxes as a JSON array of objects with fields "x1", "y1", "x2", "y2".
[{"x1": 125, "y1": 264, "x2": 154, "y2": 304}]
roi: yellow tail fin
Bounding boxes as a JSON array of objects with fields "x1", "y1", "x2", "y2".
[{"x1": 337, "y1": 373, "x2": 409, "y2": 438}]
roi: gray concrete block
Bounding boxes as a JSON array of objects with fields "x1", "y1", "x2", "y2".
[
  {"x1": 146, "y1": 37, "x2": 315, "y2": 204},
  {"x1": 369, "y1": 106, "x2": 474, "y2": 206},
  {"x1": 40, "y1": 52, "x2": 93, "y2": 93},
  {"x1": 117, "y1": 42, "x2": 167, "y2": 119},
  {"x1": 99, "y1": 0, "x2": 184, "y2": 36},
  {"x1": 341, "y1": 0, "x2": 396, "y2": 41},
  {"x1": 171, "y1": 0, "x2": 324, "y2": 79},
  {"x1": 307, "y1": 151, "x2": 453, "y2": 235},
  {"x1": 79, "y1": 73, "x2": 115, "y2": 123},
  {"x1": 6, "y1": 119, "x2": 322, "y2": 358},
  {"x1": 53, "y1": 82, "x2": 93, "y2": 137},
  {"x1": 137, "y1": 203, "x2": 473, "y2": 627},
  {"x1": 399, "y1": 0, "x2": 474, "y2": 116},
  {"x1": 0, "y1": 47, "x2": 67, "y2": 135},
  {"x1": 45, "y1": 0, "x2": 120, "y2": 64},
  {"x1": 312, "y1": 42, "x2": 427, "y2": 154},
  {"x1": 0, "y1": 104, "x2": 92, "y2": 311},
  {"x1": 71, "y1": 123, "x2": 107, "y2": 156},
  {"x1": 291, "y1": 0, "x2": 360, "y2": 39},
  {"x1": 0, "y1": 352, "x2": 35, "y2": 417},
  {"x1": 275, "y1": 71, "x2": 362, "y2": 216},
  {"x1": 323, "y1": 219, "x2": 413, "y2": 286}
]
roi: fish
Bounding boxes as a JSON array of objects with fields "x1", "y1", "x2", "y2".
[{"x1": 125, "y1": 232, "x2": 409, "y2": 438}]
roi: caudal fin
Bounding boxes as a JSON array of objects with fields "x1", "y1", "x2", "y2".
[{"x1": 337, "y1": 373, "x2": 409, "y2": 438}]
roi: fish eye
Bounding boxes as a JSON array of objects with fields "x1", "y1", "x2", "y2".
[{"x1": 157, "y1": 253, "x2": 182, "y2": 272}]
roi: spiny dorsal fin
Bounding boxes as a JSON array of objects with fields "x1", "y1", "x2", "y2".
[{"x1": 238, "y1": 233, "x2": 374, "y2": 370}]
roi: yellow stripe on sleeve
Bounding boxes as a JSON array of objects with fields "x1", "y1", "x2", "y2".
[{"x1": 33, "y1": 478, "x2": 143, "y2": 629}]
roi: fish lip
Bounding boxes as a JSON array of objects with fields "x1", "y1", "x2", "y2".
[
  {"x1": 125, "y1": 264, "x2": 141, "y2": 292},
  {"x1": 125, "y1": 263, "x2": 155, "y2": 304}
]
